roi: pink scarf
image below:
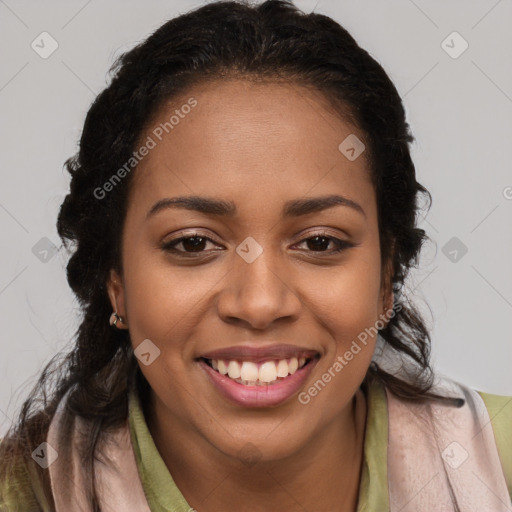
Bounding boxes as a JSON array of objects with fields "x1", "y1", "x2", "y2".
[
  {"x1": 386, "y1": 378, "x2": 510, "y2": 510},
  {"x1": 47, "y1": 396, "x2": 151, "y2": 511},
  {"x1": 46, "y1": 378, "x2": 510, "y2": 511}
]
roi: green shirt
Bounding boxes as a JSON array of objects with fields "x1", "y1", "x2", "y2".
[{"x1": 1, "y1": 378, "x2": 511, "y2": 511}]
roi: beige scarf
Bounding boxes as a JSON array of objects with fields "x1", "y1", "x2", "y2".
[{"x1": 46, "y1": 377, "x2": 510, "y2": 511}]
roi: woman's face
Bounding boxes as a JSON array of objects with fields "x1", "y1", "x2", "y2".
[{"x1": 108, "y1": 79, "x2": 393, "y2": 462}]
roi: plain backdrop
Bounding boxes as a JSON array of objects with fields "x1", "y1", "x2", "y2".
[{"x1": 1, "y1": 0, "x2": 511, "y2": 435}]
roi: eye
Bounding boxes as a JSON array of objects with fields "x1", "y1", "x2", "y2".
[
  {"x1": 294, "y1": 233, "x2": 353, "y2": 254},
  {"x1": 161, "y1": 233, "x2": 222, "y2": 256}
]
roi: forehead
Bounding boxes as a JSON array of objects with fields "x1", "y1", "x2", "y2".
[{"x1": 128, "y1": 79, "x2": 375, "y2": 220}]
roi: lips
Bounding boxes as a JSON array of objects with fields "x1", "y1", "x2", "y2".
[
  {"x1": 199, "y1": 344, "x2": 320, "y2": 363},
  {"x1": 196, "y1": 344, "x2": 321, "y2": 407}
]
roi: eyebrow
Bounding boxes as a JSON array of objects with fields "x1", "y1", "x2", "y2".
[{"x1": 146, "y1": 194, "x2": 366, "y2": 220}]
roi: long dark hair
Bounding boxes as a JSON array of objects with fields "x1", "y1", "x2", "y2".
[{"x1": 0, "y1": 1, "x2": 453, "y2": 509}]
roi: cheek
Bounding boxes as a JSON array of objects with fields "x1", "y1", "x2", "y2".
[
  {"x1": 121, "y1": 257, "x2": 207, "y2": 404},
  {"x1": 122, "y1": 253, "x2": 215, "y2": 337},
  {"x1": 308, "y1": 256, "x2": 382, "y2": 325},
  {"x1": 305, "y1": 253, "x2": 382, "y2": 370}
]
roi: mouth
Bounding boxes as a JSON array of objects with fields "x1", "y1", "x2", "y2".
[
  {"x1": 196, "y1": 346, "x2": 321, "y2": 407},
  {"x1": 200, "y1": 355, "x2": 315, "y2": 386}
]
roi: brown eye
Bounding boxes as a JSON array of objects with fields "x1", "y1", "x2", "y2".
[
  {"x1": 295, "y1": 234, "x2": 353, "y2": 254},
  {"x1": 162, "y1": 234, "x2": 220, "y2": 255},
  {"x1": 305, "y1": 236, "x2": 332, "y2": 251},
  {"x1": 178, "y1": 236, "x2": 208, "y2": 252}
]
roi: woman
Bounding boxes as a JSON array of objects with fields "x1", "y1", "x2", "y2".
[{"x1": 1, "y1": 1, "x2": 510, "y2": 510}]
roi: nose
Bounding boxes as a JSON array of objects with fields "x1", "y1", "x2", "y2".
[{"x1": 216, "y1": 250, "x2": 302, "y2": 330}]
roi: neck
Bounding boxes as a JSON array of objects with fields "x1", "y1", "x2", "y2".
[{"x1": 147, "y1": 388, "x2": 367, "y2": 512}]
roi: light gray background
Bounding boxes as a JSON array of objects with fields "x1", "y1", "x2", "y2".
[{"x1": 1, "y1": 0, "x2": 511, "y2": 436}]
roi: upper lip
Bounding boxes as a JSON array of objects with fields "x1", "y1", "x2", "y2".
[{"x1": 199, "y1": 344, "x2": 320, "y2": 363}]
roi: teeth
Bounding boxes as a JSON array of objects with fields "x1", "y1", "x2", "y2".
[
  {"x1": 208, "y1": 356, "x2": 310, "y2": 386},
  {"x1": 259, "y1": 361, "x2": 277, "y2": 383},
  {"x1": 227, "y1": 360, "x2": 241, "y2": 379},
  {"x1": 240, "y1": 361, "x2": 259, "y2": 381},
  {"x1": 217, "y1": 360, "x2": 228, "y2": 375},
  {"x1": 276, "y1": 359, "x2": 289, "y2": 378}
]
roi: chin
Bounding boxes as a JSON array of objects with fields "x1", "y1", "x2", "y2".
[{"x1": 208, "y1": 428, "x2": 309, "y2": 466}]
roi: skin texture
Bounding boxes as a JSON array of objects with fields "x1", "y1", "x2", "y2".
[{"x1": 107, "y1": 79, "x2": 394, "y2": 511}]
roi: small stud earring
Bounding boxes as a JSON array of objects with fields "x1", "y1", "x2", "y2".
[{"x1": 109, "y1": 312, "x2": 125, "y2": 328}]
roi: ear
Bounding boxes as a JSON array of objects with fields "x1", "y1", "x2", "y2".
[{"x1": 106, "y1": 269, "x2": 129, "y2": 329}]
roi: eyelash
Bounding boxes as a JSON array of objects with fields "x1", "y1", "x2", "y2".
[{"x1": 161, "y1": 231, "x2": 353, "y2": 257}]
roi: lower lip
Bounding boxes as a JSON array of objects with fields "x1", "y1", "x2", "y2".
[{"x1": 198, "y1": 358, "x2": 318, "y2": 408}]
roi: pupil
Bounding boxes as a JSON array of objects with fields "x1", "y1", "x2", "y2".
[
  {"x1": 183, "y1": 236, "x2": 206, "y2": 252},
  {"x1": 308, "y1": 236, "x2": 329, "y2": 251}
]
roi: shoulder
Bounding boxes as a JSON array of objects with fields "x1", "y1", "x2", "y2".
[
  {"x1": 476, "y1": 389, "x2": 512, "y2": 496},
  {"x1": 413, "y1": 376, "x2": 512, "y2": 498},
  {"x1": 421, "y1": 377, "x2": 512, "y2": 494},
  {"x1": 0, "y1": 437, "x2": 52, "y2": 512},
  {"x1": 374, "y1": 375, "x2": 512, "y2": 506},
  {"x1": 477, "y1": 388, "x2": 512, "y2": 427}
]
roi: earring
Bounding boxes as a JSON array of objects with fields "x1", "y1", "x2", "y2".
[{"x1": 109, "y1": 312, "x2": 125, "y2": 328}]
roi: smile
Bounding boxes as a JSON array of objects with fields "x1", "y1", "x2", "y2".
[
  {"x1": 203, "y1": 356, "x2": 311, "y2": 386},
  {"x1": 198, "y1": 351, "x2": 320, "y2": 407}
]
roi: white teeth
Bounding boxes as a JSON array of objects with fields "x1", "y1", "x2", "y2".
[
  {"x1": 217, "y1": 360, "x2": 228, "y2": 375},
  {"x1": 240, "y1": 361, "x2": 259, "y2": 381},
  {"x1": 227, "y1": 360, "x2": 241, "y2": 379},
  {"x1": 208, "y1": 356, "x2": 311, "y2": 385},
  {"x1": 259, "y1": 361, "x2": 277, "y2": 383},
  {"x1": 276, "y1": 359, "x2": 289, "y2": 378}
]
